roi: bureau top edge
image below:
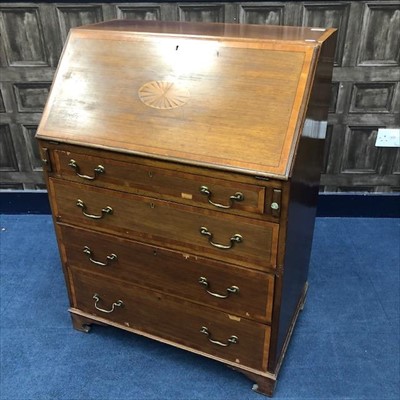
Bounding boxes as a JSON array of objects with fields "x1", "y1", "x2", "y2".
[
  {"x1": 37, "y1": 138, "x2": 290, "y2": 182},
  {"x1": 75, "y1": 19, "x2": 336, "y2": 45}
]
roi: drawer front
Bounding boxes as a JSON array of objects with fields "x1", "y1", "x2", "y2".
[
  {"x1": 50, "y1": 179, "x2": 278, "y2": 271},
  {"x1": 71, "y1": 269, "x2": 269, "y2": 370},
  {"x1": 60, "y1": 225, "x2": 275, "y2": 323},
  {"x1": 54, "y1": 149, "x2": 266, "y2": 216}
]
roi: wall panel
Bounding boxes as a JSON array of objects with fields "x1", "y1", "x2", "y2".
[
  {"x1": 357, "y1": 2, "x2": 400, "y2": 66},
  {"x1": 0, "y1": 7, "x2": 48, "y2": 66},
  {"x1": 13, "y1": 82, "x2": 51, "y2": 113},
  {"x1": 177, "y1": 3, "x2": 226, "y2": 22},
  {"x1": 116, "y1": 4, "x2": 162, "y2": 20},
  {"x1": 56, "y1": 5, "x2": 104, "y2": 42},
  {"x1": 302, "y1": 2, "x2": 350, "y2": 66},
  {"x1": 0, "y1": 124, "x2": 18, "y2": 172},
  {"x1": 0, "y1": 90, "x2": 5, "y2": 113},
  {"x1": 349, "y1": 83, "x2": 396, "y2": 113},
  {"x1": 239, "y1": 3, "x2": 285, "y2": 25},
  {"x1": 21, "y1": 124, "x2": 41, "y2": 172},
  {"x1": 340, "y1": 127, "x2": 383, "y2": 174}
]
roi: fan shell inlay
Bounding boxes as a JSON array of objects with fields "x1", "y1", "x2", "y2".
[{"x1": 138, "y1": 81, "x2": 190, "y2": 109}]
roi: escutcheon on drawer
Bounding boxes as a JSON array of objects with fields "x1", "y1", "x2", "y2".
[
  {"x1": 50, "y1": 179, "x2": 278, "y2": 271},
  {"x1": 71, "y1": 269, "x2": 270, "y2": 370},
  {"x1": 60, "y1": 225, "x2": 275, "y2": 323}
]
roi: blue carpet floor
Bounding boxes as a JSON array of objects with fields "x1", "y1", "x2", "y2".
[{"x1": 0, "y1": 215, "x2": 399, "y2": 400}]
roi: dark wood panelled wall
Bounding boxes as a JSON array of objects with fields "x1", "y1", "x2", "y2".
[{"x1": 0, "y1": 1, "x2": 399, "y2": 192}]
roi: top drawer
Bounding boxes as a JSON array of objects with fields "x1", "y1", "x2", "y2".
[{"x1": 48, "y1": 147, "x2": 282, "y2": 219}]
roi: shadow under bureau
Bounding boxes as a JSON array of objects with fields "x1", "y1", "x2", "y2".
[{"x1": 36, "y1": 20, "x2": 336, "y2": 396}]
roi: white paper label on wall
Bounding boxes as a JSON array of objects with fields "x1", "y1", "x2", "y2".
[{"x1": 375, "y1": 128, "x2": 400, "y2": 147}]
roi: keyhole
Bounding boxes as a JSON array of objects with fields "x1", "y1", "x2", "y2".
[
  {"x1": 176, "y1": 45, "x2": 179, "y2": 51},
  {"x1": 150, "y1": 203, "x2": 155, "y2": 209}
]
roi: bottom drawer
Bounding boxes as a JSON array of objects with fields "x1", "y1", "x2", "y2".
[{"x1": 71, "y1": 269, "x2": 270, "y2": 370}]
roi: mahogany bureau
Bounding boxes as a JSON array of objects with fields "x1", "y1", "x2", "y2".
[{"x1": 36, "y1": 20, "x2": 336, "y2": 396}]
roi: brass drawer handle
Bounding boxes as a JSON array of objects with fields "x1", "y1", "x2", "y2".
[
  {"x1": 200, "y1": 227, "x2": 242, "y2": 250},
  {"x1": 68, "y1": 159, "x2": 105, "y2": 180},
  {"x1": 93, "y1": 294, "x2": 124, "y2": 314},
  {"x1": 200, "y1": 186, "x2": 244, "y2": 209},
  {"x1": 76, "y1": 199, "x2": 113, "y2": 219},
  {"x1": 198, "y1": 277, "x2": 239, "y2": 299},
  {"x1": 200, "y1": 326, "x2": 238, "y2": 347},
  {"x1": 83, "y1": 246, "x2": 117, "y2": 266}
]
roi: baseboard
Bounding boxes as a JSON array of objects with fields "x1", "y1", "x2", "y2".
[
  {"x1": 316, "y1": 193, "x2": 399, "y2": 218},
  {"x1": 0, "y1": 191, "x2": 399, "y2": 217},
  {"x1": 0, "y1": 191, "x2": 51, "y2": 215}
]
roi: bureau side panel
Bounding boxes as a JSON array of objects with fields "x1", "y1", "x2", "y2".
[{"x1": 268, "y1": 31, "x2": 337, "y2": 372}]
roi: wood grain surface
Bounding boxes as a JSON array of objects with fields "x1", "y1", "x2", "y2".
[
  {"x1": 71, "y1": 268, "x2": 270, "y2": 370},
  {"x1": 36, "y1": 21, "x2": 332, "y2": 179},
  {"x1": 49, "y1": 178, "x2": 279, "y2": 271},
  {"x1": 60, "y1": 224, "x2": 275, "y2": 323},
  {"x1": 53, "y1": 148, "x2": 266, "y2": 216}
]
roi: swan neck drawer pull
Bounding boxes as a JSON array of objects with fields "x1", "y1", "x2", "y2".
[
  {"x1": 92, "y1": 294, "x2": 124, "y2": 313},
  {"x1": 76, "y1": 199, "x2": 113, "y2": 219},
  {"x1": 200, "y1": 227, "x2": 242, "y2": 250},
  {"x1": 200, "y1": 186, "x2": 244, "y2": 209},
  {"x1": 68, "y1": 159, "x2": 105, "y2": 180},
  {"x1": 198, "y1": 276, "x2": 239, "y2": 299},
  {"x1": 200, "y1": 326, "x2": 238, "y2": 347},
  {"x1": 83, "y1": 246, "x2": 117, "y2": 266}
]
